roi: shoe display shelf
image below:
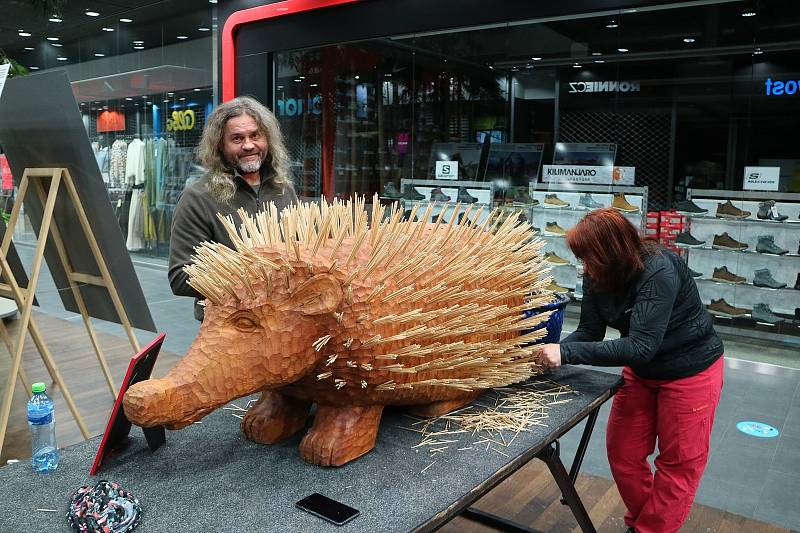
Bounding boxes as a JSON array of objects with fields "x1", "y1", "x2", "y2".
[
  {"x1": 682, "y1": 189, "x2": 800, "y2": 333},
  {"x1": 391, "y1": 178, "x2": 495, "y2": 225},
  {"x1": 526, "y1": 184, "x2": 649, "y2": 298}
]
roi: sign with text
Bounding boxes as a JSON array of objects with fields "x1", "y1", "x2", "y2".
[
  {"x1": 543, "y1": 165, "x2": 635, "y2": 185},
  {"x1": 0, "y1": 63, "x2": 9, "y2": 100},
  {"x1": 567, "y1": 80, "x2": 640, "y2": 94},
  {"x1": 435, "y1": 160, "x2": 458, "y2": 180},
  {"x1": 743, "y1": 166, "x2": 780, "y2": 191}
]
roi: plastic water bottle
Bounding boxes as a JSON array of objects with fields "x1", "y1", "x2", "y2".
[{"x1": 27, "y1": 382, "x2": 59, "y2": 472}]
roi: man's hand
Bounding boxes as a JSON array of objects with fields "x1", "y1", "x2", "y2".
[{"x1": 537, "y1": 343, "x2": 562, "y2": 369}]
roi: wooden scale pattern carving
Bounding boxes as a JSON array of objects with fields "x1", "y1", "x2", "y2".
[{"x1": 123, "y1": 197, "x2": 553, "y2": 466}]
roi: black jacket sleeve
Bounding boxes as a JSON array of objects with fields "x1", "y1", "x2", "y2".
[
  {"x1": 560, "y1": 262, "x2": 678, "y2": 367},
  {"x1": 168, "y1": 186, "x2": 210, "y2": 298},
  {"x1": 561, "y1": 288, "x2": 606, "y2": 344}
]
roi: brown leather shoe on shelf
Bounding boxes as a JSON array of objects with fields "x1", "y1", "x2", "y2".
[
  {"x1": 712, "y1": 232, "x2": 748, "y2": 251},
  {"x1": 544, "y1": 221, "x2": 568, "y2": 236},
  {"x1": 715, "y1": 199, "x2": 751, "y2": 219},
  {"x1": 546, "y1": 280, "x2": 570, "y2": 294},
  {"x1": 543, "y1": 193, "x2": 570, "y2": 208},
  {"x1": 711, "y1": 266, "x2": 746, "y2": 284},
  {"x1": 611, "y1": 192, "x2": 639, "y2": 213},
  {"x1": 707, "y1": 298, "x2": 748, "y2": 317},
  {"x1": 544, "y1": 251, "x2": 570, "y2": 265}
]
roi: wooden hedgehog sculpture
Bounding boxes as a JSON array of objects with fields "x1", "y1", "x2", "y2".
[{"x1": 123, "y1": 197, "x2": 554, "y2": 466}]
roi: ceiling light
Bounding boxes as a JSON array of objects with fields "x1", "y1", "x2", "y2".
[
  {"x1": 51, "y1": 43, "x2": 63, "y2": 47},
  {"x1": 572, "y1": 63, "x2": 582, "y2": 68},
  {"x1": 618, "y1": 48, "x2": 629, "y2": 52},
  {"x1": 133, "y1": 40, "x2": 144, "y2": 45},
  {"x1": 198, "y1": 27, "x2": 210, "y2": 31},
  {"x1": 120, "y1": 18, "x2": 133, "y2": 23},
  {"x1": 46, "y1": 37, "x2": 59, "y2": 41},
  {"x1": 134, "y1": 46, "x2": 144, "y2": 50},
  {"x1": 102, "y1": 27, "x2": 114, "y2": 32},
  {"x1": 85, "y1": 10, "x2": 100, "y2": 17},
  {"x1": 146, "y1": 101, "x2": 152, "y2": 104},
  {"x1": 531, "y1": 57, "x2": 542, "y2": 61},
  {"x1": 142, "y1": 95, "x2": 147, "y2": 98},
  {"x1": 49, "y1": 17, "x2": 62, "y2": 23},
  {"x1": 293, "y1": 78, "x2": 302, "y2": 82},
  {"x1": 209, "y1": 0, "x2": 218, "y2": 3},
  {"x1": 488, "y1": 65, "x2": 494, "y2": 69},
  {"x1": 193, "y1": 88, "x2": 201, "y2": 91},
  {"x1": 125, "y1": 97, "x2": 133, "y2": 101},
  {"x1": 594, "y1": 60, "x2": 605, "y2": 63},
  {"x1": 29, "y1": 66, "x2": 39, "y2": 70},
  {"x1": 354, "y1": 75, "x2": 360, "y2": 80},
  {"x1": 163, "y1": 99, "x2": 169, "y2": 103},
  {"x1": 606, "y1": 20, "x2": 619, "y2": 28},
  {"x1": 179, "y1": 97, "x2": 186, "y2": 101},
  {"x1": 741, "y1": 10, "x2": 756, "y2": 17},
  {"x1": 167, "y1": 92, "x2": 174, "y2": 96},
  {"x1": 310, "y1": 83, "x2": 319, "y2": 87},
  {"x1": 753, "y1": 47, "x2": 764, "y2": 55},
  {"x1": 56, "y1": 57, "x2": 68, "y2": 61},
  {"x1": 177, "y1": 35, "x2": 188, "y2": 40},
  {"x1": 683, "y1": 37, "x2": 696, "y2": 43},
  {"x1": 18, "y1": 31, "x2": 31, "y2": 37},
  {"x1": 94, "y1": 53, "x2": 105, "y2": 57},
  {"x1": 591, "y1": 52, "x2": 602, "y2": 56},
  {"x1": 24, "y1": 47, "x2": 34, "y2": 51}
]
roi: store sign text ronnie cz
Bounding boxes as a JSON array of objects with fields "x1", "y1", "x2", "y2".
[{"x1": 567, "y1": 80, "x2": 640, "y2": 94}]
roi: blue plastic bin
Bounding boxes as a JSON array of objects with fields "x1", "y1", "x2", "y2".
[{"x1": 523, "y1": 293, "x2": 570, "y2": 344}]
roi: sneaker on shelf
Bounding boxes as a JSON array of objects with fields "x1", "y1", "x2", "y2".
[
  {"x1": 457, "y1": 186, "x2": 478, "y2": 204},
  {"x1": 756, "y1": 200, "x2": 789, "y2": 222},
  {"x1": 707, "y1": 298, "x2": 748, "y2": 318},
  {"x1": 689, "y1": 267, "x2": 703, "y2": 279},
  {"x1": 430, "y1": 187, "x2": 451, "y2": 203},
  {"x1": 402, "y1": 185, "x2": 425, "y2": 200},
  {"x1": 712, "y1": 232, "x2": 748, "y2": 251},
  {"x1": 383, "y1": 182, "x2": 402, "y2": 199},
  {"x1": 673, "y1": 200, "x2": 708, "y2": 215},
  {"x1": 544, "y1": 251, "x2": 570, "y2": 265},
  {"x1": 795, "y1": 273, "x2": 800, "y2": 291},
  {"x1": 756, "y1": 235, "x2": 788, "y2": 255},
  {"x1": 511, "y1": 187, "x2": 535, "y2": 205},
  {"x1": 612, "y1": 192, "x2": 639, "y2": 213},
  {"x1": 752, "y1": 303, "x2": 784, "y2": 324},
  {"x1": 711, "y1": 266, "x2": 746, "y2": 284},
  {"x1": 675, "y1": 231, "x2": 705, "y2": 247},
  {"x1": 715, "y1": 200, "x2": 751, "y2": 219},
  {"x1": 544, "y1": 221, "x2": 568, "y2": 236},
  {"x1": 546, "y1": 280, "x2": 570, "y2": 294},
  {"x1": 543, "y1": 193, "x2": 570, "y2": 208},
  {"x1": 753, "y1": 268, "x2": 787, "y2": 289},
  {"x1": 578, "y1": 193, "x2": 604, "y2": 210}
]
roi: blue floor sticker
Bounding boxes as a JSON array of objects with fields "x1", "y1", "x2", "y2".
[{"x1": 736, "y1": 421, "x2": 779, "y2": 438}]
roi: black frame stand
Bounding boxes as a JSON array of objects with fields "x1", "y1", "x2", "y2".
[{"x1": 462, "y1": 408, "x2": 602, "y2": 533}]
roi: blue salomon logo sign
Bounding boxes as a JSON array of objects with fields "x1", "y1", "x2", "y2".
[{"x1": 765, "y1": 78, "x2": 799, "y2": 96}]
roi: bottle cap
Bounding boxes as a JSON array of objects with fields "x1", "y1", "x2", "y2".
[{"x1": 31, "y1": 382, "x2": 46, "y2": 393}]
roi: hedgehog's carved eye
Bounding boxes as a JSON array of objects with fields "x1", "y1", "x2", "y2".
[{"x1": 230, "y1": 312, "x2": 259, "y2": 333}]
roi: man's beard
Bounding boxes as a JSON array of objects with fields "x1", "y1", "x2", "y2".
[{"x1": 230, "y1": 152, "x2": 265, "y2": 174}]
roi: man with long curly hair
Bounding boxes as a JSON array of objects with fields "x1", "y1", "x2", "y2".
[{"x1": 168, "y1": 96, "x2": 298, "y2": 320}]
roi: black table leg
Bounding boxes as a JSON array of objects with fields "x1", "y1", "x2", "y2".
[
  {"x1": 462, "y1": 507, "x2": 544, "y2": 533},
  {"x1": 538, "y1": 441, "x2": 597, "y2": 533}
]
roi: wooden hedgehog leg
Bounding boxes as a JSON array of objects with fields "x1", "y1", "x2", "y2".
[
  {"x1": 299, "y1": 404, "x2": 384, "y2": 467},
  {"x1": 409, "y1": 393, "x2": 481, "y2": 417},
  {"x1": 241, "y1": 390, "x2": 311, "y2": 444}
]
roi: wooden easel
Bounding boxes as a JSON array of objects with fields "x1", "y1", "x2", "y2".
[{"x1": 0, "y1": 167, "x2": 142, "y2": 458}]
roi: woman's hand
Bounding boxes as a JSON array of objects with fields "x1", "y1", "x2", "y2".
[{"x1": 537, "y1": 343, "x2": 562, "y2": 369}]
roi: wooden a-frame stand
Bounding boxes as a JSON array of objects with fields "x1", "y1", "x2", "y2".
[{"x1": 0, "y1": 168, "x2": 142, "y2": 458}]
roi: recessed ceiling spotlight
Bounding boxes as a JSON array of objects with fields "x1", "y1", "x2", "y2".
[
  {"x1": 591, "y1": 52, "x2": 602, "y2": 56},
  {"x1": 354, "y1": 75, "x2": 360, "y2": 80},
  {"x1": 741, "y1": 10, "x2": 756, "y2": 17},
  {"x1": 163, "y1": 99, "x2": 170, "y2": 103},
  {"x1": 125, "y1": 97, "x2": 133, "y2": 101},
  {"x1": 51, "y1": 43, "x2": 63, "y2": 47},
  {"x1": 753, "y1": 47, "x2": 764, "y2": 55},
  {"x1": 618, "y1": 47, "x2": 629, "y2": 52},
  {"x1": 18, "y1": 31, "x2": 31, "y2": 37},
  {"x1": 177, "y1": 35, "x2": 188, "y2": 40},
  {"x1": 85, "y1": 10, "x2": 100, "y2": 17},
  {"x1": 209, "y1": 0, "x2": 217, "y2": 3},
  {"x1": 102, "y1": 27, "x2": 114, "y2": 32},
  {"x1": 56, "y1": 56, "x2": 68, "y2": 61},
  {"x1": 606, "y1": 20, "x2": 619, "y2": 28},
  {"x1": 46, "y1": 36, "x2": 59, "y2": 41},
  {"x1": 293, "y1": 78, "x2": 302, "y2": 82},
  {"x1": 29, "y1": 66, "x2": 39, "y2": 70},
  {"x1": 531, "y1": 57, "x2": 542, "y2": 61},
  {"x1": 198, "y1": 27, "x2": 211, "y2": 31},
  {"x1": 134, "y1": 46, "x2": 144, "y2": 50},
  {"x1": 488, "y1": 65, "x2": 494, "y2": 69},
  {"x1": 167, "y1": 92, "x2": 174, "y2": 96},
  {"x1": 572, "y1": 63, "x2": 582, "y2": 68},
  {"x1": 49, "y1": 16, "x2": 62, "y2": 23},
  {"x1": 594, "y1": 60, "x2": 605, "y2": 63},
  {"x1": 24, "y1": 47, "x2": 34, "y2": 51},
  {"x1": 120, "y1": 18, "x2": 133, "y2": 23},
  {"x1": 309, "y1": 83, "x2": 319, "y2": 87},
  {"x1": 94, "y1": 53, "x2": 105, "y2": 57},
  {"x1": 146, "y1": 101, "x2": 152, "y2": 104},
  {"x1": 193, "y1": 88, "x2": 201, "y2": 91},
  {"x1": 179, "y1": 97, "x2": 186, "y2": 101},
  {"x1": 133, "y1": 40, "x2": 144, "y2": 45},
  {"x1": 683, "y1": 37, "x2": 696, "y2": 43}
]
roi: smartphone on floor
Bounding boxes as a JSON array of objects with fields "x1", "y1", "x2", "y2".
[{"x1": 296, "y1": 492, "x2": 361, "y2": 526}]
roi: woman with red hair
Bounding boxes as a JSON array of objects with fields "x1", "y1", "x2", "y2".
[{"x1": 537, "y1": 208, "x2": 723, "y2": 533}]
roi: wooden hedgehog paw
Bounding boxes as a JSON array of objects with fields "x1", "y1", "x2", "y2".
[
  {"x1": 242, "y1": 391, "x2": 311, "y2": 444},
  {"x1": 299, "y1": 404, "x2": 384, "y2": 467},
  {"x1": 408, "y1": 393, "x2": 480, "y2": 417}
]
